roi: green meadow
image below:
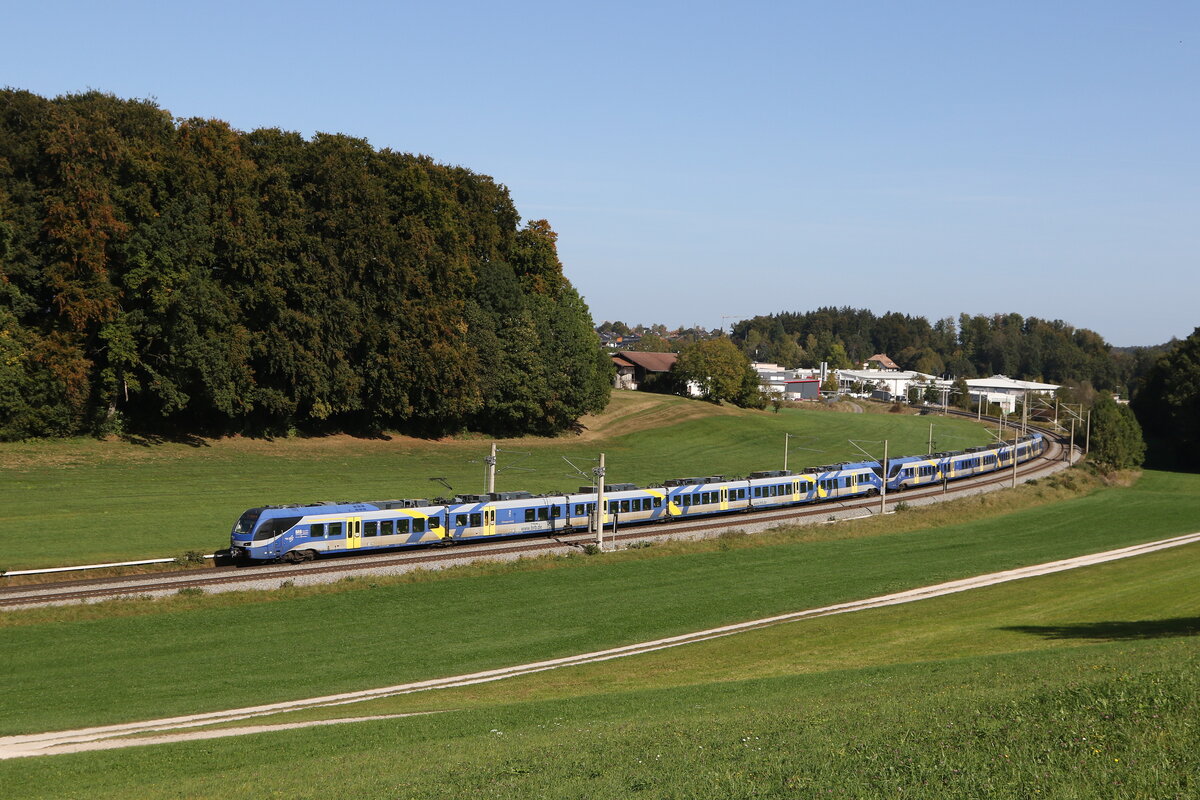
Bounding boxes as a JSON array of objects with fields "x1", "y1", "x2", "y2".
[
  {"x1": 0, "y1": 393, "x2": 993, "y2": 569},
  {"x1": 3, "y1": 396, "x2": 1197, "y2": 798},
  {"x1": 0, "y1": 470, "x2": 1197, "y2": 799}
]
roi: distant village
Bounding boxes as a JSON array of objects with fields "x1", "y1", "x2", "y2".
[{"x1": 599, "y1": 325, "x2": 1060, "y2": 414}]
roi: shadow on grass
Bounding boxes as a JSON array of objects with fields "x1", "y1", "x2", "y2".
[
  {"x1": 1003, "y1": 618, "x2": 1200, "y2": 641},
  {"x1": 119, "y1": 432, "x2": 209, "y2": 448}
]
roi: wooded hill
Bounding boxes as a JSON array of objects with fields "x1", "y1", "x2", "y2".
[{"x1": 0, "y1": 90, "x2": 611, "y2": 440}]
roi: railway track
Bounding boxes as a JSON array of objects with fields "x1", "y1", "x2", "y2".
[{"x1": 0, "y1": 427, "x2": 1070, "y2": 610}]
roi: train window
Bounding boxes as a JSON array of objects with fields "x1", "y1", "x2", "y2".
[
  {"x1": 575, "y1": 504, "x2": 585, "y2": 515},
  {"x1": 683, "y1": 495, "x2": 691, "y2": 506},
  {"x1": 364, "y1": 521, "x2": 378, "y2": 537},
  {"x1": 456, "y1": 514, "x2": 468, "y2": 527},
  {"x1": 310, "y1": 523, "x2": 325, "y2": 538},
  {"x1": 537, "y1": 507, "x2": 549, "y2": 521},
  {"x1": 552, "y1": 506, "x2": 562, "y2": 517},
  {"x1": 234, "y1": 508, "x2": 264, "y2": 536},
  {"x1": 381, "y1": 520, "x2": 393, "y2": 536},
  {"x1": 653, "y1": 497, "x2": 662, "y2": 508},
  {"x1": 753, "y1": 487, "x2": 761, "y2": 497},
  {"x1": 619, "y1": 500, "x2": 629, "y2": 513},
  {"x1": 415, "y1": 518, "x2": 427, "y2": 533},
  {"x1": 470, "y1": 513, "x2": 482, "y2": 527},
  {"x1": 525, "y1": 509, "x2": 536, "y2": 522},
  {"x1": 398, "y1": 518, "x2": 410, "y2": 534},
  {"x1": 329, "y1": 522, "x2": 343, "y2": 537}
]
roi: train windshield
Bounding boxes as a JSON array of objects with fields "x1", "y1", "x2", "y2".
[{"x1": 233, "y1": 508, "x2": 264, "y2": 535}]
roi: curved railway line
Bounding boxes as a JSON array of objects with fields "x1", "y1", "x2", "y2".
[{"x1": 1, "y1": 419, "x2": 1072, "y2": 610}]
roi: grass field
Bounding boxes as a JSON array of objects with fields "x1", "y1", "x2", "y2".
[
  {"x1": 1, "y1": 477, "x2": 1197, "y2": 797},
  {"x1": 0, "y1": 393, "x2": 994, "y2": 569},
  {"x1": 1, "y1": 471, "x2": 1197, "y2": 726}
]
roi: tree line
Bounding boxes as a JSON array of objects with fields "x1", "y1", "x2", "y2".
[
  {"x1": 0, "y1": 90, "x2": 611, "y2": 440},
  {"x1": 730, "y1": 307, "x2": 1168, "y2": 397}
]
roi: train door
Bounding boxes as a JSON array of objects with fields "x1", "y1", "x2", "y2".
[
  {"x1": 667, "y1": 493, "x2": 681, "y2": 516},
  {"x1": 483, "y1": 507, "x2": 496, "y2": 536},
  {"x1": 719, "y1": 486, "x2": 729, "y2": 511},
  {"x1": 346, "y1": 517, "x2": 362, "y2": 549}
]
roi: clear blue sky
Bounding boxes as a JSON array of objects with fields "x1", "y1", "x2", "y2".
[{"x1": 5, "y1": 1, "x2": 1197, "y2": 346}]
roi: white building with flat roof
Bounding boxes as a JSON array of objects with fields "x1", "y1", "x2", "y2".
[
  {"x1": 964, "y1": 375, "x2": 1059, "y2": 413},
  {"x1": 835, "y1": 369, "x2": 940, "y2": 401}
]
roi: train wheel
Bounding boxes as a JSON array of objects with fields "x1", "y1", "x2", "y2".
[
  {"x1": 303, "y1": 550, "x2": 317, "y2": 562},
  {"x1": 283, "y1": 551, "x2": 302, "y2": 564}
]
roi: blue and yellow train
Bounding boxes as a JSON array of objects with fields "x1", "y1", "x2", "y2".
[{"x1": 229, "y1": 432, "x2": 1045, "y2": 562}]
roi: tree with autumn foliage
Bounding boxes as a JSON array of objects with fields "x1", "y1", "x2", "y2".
[{"x1": 0, "y1": 88, "x2": 609, "y2": 439}]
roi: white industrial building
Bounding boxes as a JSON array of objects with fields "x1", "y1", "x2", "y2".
[
  {"x1": 752, "y1": 363, "x2": 822, "y2": 400},
  {"x1": 835, "y1": 369, "x2": 943, "y2": 402},
  {"x1": 964, "y1": 376, "x2": 1060, "y2": 413}
]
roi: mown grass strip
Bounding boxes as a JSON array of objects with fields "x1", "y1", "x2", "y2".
[{"x1": 3, "y1": 519, "x2": 1197, "y2": 798}]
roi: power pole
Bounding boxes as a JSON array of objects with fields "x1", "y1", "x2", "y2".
[
  {"x1": 1085, "y1": 410, "x2": 1091, "y2": 456},
  {"x1": 1011, "y1": 433, "x2": 1018, "y2": 489},
  {"x1": 928, "y1": 423, "x2": 933, "y2": 455},
  {"x1": 880, "y1": 439, "x2": 888, "y2": 515},
  {"x1": 784, "y1": 432, "x2": 791, "y2": 472},
  {"x1": 594, "y1": 453, "x2": 606, "y2": 550},
  {"x1": 1069, "y1": 417, "x2": 1076, "y2": 465},
  {"x1": 485, "y1": 442, "x2": 497, "y2": 494}
]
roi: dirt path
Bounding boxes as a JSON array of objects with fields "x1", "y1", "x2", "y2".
[{"x1": 5, "y1": 530, "x2": 1198, "y2": 760}]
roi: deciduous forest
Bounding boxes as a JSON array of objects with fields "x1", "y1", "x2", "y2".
[{"x1": 0, "y1": 90, "x2": 612, "y2": 440}]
